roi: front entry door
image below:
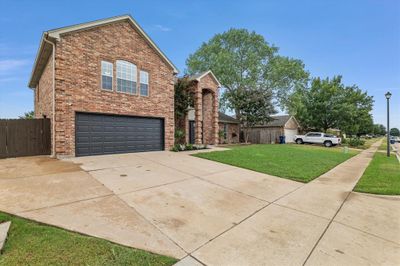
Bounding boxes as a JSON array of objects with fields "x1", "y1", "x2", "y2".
[{"x1": 189, "y1": 121, "x2": 195, "y2": 144}]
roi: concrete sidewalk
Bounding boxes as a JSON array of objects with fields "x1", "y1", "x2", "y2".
[{"x1": 191, "y1": 140, "x2": 400, "y2": 265}]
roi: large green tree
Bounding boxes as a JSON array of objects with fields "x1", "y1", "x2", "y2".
[
  {"x1": 234, "y1": 88, "x2": 276, "y2": 143},
  {"x1": 372, "y1": 124, "x2": 386, "y2": 136},
  {"x1": 186, "y1": 28, "x2": 309, "y2": 118},
  {"x1": 390, "y1": 128, "x2": 400, "y2": 136},
  {"x1": 339, "y1": 84, "x2": 374, "y2": 136},
  {"x1": 287, "y1": 76, "x2": 374, "y2": 134}
]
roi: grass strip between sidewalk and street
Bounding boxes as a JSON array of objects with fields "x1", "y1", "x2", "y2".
[{"x1": 354, "y1": 152, "x2": 400, "y2": 195}]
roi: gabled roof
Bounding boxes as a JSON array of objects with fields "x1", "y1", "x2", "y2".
[
  {"x1": 267, "y1": 115, "x2": 292, "y2": 127},
  {"x1": 28, "y1": 14, "x2": 179, "y2": 88},
  {"x1": 254, "y1": 115, "x2": 299, "y2": 128},
  {"x1": 189, "y1": 70, "x2": 222, "y2": 87},
  {"x1": 219, "y1": 112, "x2": 239, "y2": 124}
]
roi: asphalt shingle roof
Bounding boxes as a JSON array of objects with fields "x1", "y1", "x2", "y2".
[
  {"x1": 219, "y1": 112, "x2": 240, "y2": 124},
  {"x1": 263, "y1": 115, "x2": 291, "y2": 127}
]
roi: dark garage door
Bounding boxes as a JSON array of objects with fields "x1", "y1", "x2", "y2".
[{"x1": 75, "y1": 113, "x2": 164, "y2": 156}]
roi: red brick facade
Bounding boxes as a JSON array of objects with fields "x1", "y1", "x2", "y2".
[
  {"x1": 218, "y1": 122, "x2": 240, "y2": 144},
  {"x1": 35, "y1": 56, "x2": 53, "y2": 120},
  {"x1": 186, "y1": 72, "x2": 219, "y2": 145},
  {"x1": 34, "y1": 20, "x2": 176, "y2": 156}
]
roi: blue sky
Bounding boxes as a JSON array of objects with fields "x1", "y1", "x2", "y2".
[{"x1": 0, "y1": 0, "x2": 399, "y2": 129}]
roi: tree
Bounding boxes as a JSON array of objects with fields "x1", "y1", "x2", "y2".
[
  {"x1": 174, "y1": 77, "x2": 194, "y2": 144},
  {"x1": 19, "y1": 111, "x2": 34, "y2": 119},
  {"x1": 287, "y1": 76, "x2": 374, "y2": 134},
  {"x1": 288, "y1": 76, "x2": 344, "y2": 132},
  {"x1": 186, "y1": 28, "x2": 309, "y2": 118},
  {"x1": 372, "y1": 124, "x2": 386, "y2": 136},
  {"x1": 235, "y1": 88, "x2": 276, "y2": 143},
  {"x1": 390, "y1": 128, "x2": 400, "y2": 136},
  {"x1": 339, "y1": 84, "x2": 374, "y2": 136}
]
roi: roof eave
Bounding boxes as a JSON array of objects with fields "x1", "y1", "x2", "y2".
[
  {"x1": 46, "y1": 14, "x2": 179, "y2": 74},
  {"x1": 192, "y1": 70, "x2": 222, "y2": 87},
  {"x1": 28, "y1": 33, "x2": 56, "y2": 89},
  {"x1": 28, "y1": 14, "x2": 179, "y2": 89}
]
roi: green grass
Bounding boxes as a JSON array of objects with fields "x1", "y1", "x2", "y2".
[
  {"x1": 361, "y1": 138, "x2": 382, "y2": 149},
  {"x1": 354, "y1": 153, "x2": 400, "y2": 195},
  {"x1": 378, "y1": 140, "x2": 388, "y2": 151},
  {"x1": 0, "y1": 212, "x2": 177, "y2": 266},
  {"x1": 194, "y1": 144, "x2": 358, "y2": 182}
]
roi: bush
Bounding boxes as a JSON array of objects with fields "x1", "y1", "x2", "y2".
[
  {"x1": 171, "y1": 144, "x2": 184, "y2": 152},
  {"x1": 185, "y1": 144, "x2": 194, "y2": 150},
  {"x1": 171, "y1": 143, "x2": 208, "y2": 152},
  {"x1": 344, "y1": 138, "x2": 365, "y2": 148},
  {"x1": 174, "y1": 129, "x2": 185, "y2": 144}
]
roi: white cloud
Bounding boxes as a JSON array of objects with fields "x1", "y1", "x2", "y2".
[
  {"x1": 154, "y1": 24, "x2": 172, "y2": 32},
  {"x1": 0, "y1": 59, "x2": 30, "y2": 73}
]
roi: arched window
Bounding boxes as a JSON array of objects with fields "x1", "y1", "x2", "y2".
[{"x1": 116, "y1": 60, "x2": 137, "y2": 94}]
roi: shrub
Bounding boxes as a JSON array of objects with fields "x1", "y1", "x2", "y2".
[
  {"x1": 174, "y1": 129, "x2": 185, "y2": 144},
  {"x1": 171, "y1": 143, "x2": 208, "y2": 152},
  {"x1": 185, "y1": 144, "x2": 194, "y2": 150},
  {"x1": 344, "y1": 138, "x2": 365, "y2": 148}
]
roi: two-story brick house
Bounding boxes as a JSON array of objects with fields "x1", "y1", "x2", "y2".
[{"x1": 29, "y1": 15, "x2": 221, "y2": 157}]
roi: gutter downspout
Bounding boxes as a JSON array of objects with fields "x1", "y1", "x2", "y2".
[{"x1": 43, "y1": 36, "x2": 56, "y2": 158}]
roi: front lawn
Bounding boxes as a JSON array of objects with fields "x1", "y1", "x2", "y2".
[
  {"x1": 354, "y1": 153, "x2": 400, "y2": 195},
  {"x1": 194, "y1": 144, "x2": 357, "y2": 182},
  {"x1": 0, "y1": 212, "x2": 177, "y2": 266}
]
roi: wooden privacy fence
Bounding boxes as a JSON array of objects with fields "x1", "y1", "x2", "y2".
[
  {"x1": 0, "y1": 118, "x2": 51, "y2": 159},
  {"x1": 245, "y1": 127, "x2": 283, "y2": 144}
]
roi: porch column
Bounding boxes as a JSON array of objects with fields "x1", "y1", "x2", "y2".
[
  {"x1": 213, "y1": 90, "x2": 219, "y2": 145},
  {"x1": 194, "y1": 85, "x2": 203, "y2": 144}
]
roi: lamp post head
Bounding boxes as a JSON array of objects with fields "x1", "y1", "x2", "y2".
[{"x1": 385, "y1": 91, "x2": 392, "y2": 100}]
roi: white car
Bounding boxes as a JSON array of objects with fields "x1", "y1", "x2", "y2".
[{"x1": 294, "y1": 132, "x2": 341, "y2": 147}]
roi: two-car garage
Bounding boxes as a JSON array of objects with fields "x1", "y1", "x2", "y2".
[{"x1": 75, "y1": 112, "x2": 164, "y2": 157}]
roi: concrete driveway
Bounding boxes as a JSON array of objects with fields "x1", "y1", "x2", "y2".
[{"x1": 0, "y1": 144, "x2": 399, "y2": 265}]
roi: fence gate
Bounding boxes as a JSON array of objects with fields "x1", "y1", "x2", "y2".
[{"x1": 0, "y1": 118, "x2": 51, "y2": 159}]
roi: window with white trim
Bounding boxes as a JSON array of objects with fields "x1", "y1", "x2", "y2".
[
  {"x1": 140, "y1": 70, "x2": 149, "y2": 96},
  {"x1": 101, "y1": 61, "x2": 113, "y2": 90},
  {"x1": 116, "y1": 60, "x2": 137, "y2": 94}
]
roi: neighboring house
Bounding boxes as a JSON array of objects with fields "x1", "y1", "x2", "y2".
[
  {"x1": 246, "y1": 115, "x2": 300, "y2": 144},
  {"x1": 218, "y1": 112, "x2": 240, "y2": 144},
  {"x1": 183, "y1": 71, "x2": 220, "y2": 146},
  {"x1": 29, "y1": 15, "x2": 218, "y2": 157}
]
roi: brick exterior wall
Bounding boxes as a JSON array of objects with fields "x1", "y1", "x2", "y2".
[
  {"x1": 218, "y1": 122, "x2": 239, "y2": 144},
  {"x1": 35, "y1": 56, "x2": 53, "y2": 119},
  {"x1": 34, "y1": 55, "x2": 54, "y2": 154},
  {"x1": 35, "y1": 21, "x2": 175, "y2": 156},
  {"x1": 193, "y1": 73, "x2": 219, "y2": 145},
  {"x1": 202, "y1": 91, "x2": 214, "y2": 144}
]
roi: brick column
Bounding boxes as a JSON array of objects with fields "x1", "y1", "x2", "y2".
[
  {"x1": 213, "y1": 90, "x2": 219, "y2": 145},
  {"x1": 195, "y1": 85, "x2": 203, "y2": 144}
]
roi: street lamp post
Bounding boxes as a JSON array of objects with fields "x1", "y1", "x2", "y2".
[{"x1": 385, "y1": 91, "x2": 392, "y2": 157}]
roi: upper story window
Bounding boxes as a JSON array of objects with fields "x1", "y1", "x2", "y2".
[
  {"x1": 101, "y1": 61, "x2": 113, "y2": 90},
  {"x1": 140, "y1": 70, "x2": 149, "y2": 96},
  {"x1": 116, "y1": 60, "x2": 137, "y2": 94}
]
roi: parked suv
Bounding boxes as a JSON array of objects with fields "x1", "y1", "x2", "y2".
[{"x1": 294, "y1": 132, "x2": 341, "y2": 147}]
